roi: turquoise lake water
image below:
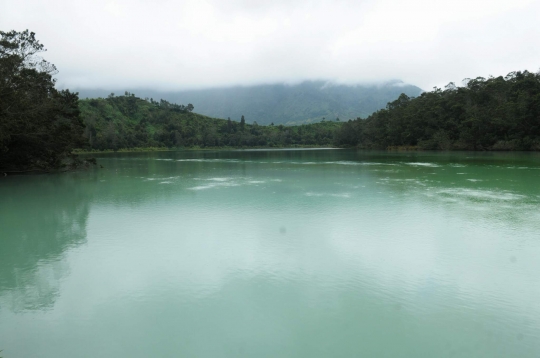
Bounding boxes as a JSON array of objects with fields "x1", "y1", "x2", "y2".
[{"x1": 1, "y1": 149, "x2": 539, "y2": 357}]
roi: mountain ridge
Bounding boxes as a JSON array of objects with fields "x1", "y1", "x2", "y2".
[{"x1": 76, "y1": 80, "x2": 423, "y2": 125}]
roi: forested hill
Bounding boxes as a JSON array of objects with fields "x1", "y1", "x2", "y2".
[
  {"x1": 5, "y1": 29, "x2": 540, "y2": 174},
  {"x1": 77, "y1": 80, "x2": 423, "y2": 126},
  {"x1": 79, "y1": 94, "x2": 341, "y2": 151},
  {"x1": 335, "y1": 71, "x2": 540, "y2": 151}
]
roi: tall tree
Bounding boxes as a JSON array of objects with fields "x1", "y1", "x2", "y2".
[
  {"x1": 240, "y1": 115, "x2": 245, "y2": 131},
  {"x1": 0, "y1": 30, "x2": 85, "y2": 171}
]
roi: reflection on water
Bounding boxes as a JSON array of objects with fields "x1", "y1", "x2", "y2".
[
  {"x1": 0, "y1": 175, "x2": 93, "y2": 311},
  {"x1": 0, "y1": 149, "x2": 539, "y2": 358}
]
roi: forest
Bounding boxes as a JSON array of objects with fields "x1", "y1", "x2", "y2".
[
  {"x1": 2, "y1": 29, "x2": 540, "y2": 172},
  {"x1": 78, "y1": 80, "x2": 423, "y2": 126},
  {"x1": 335, "y1": 71, "x2": 540, "y2": 151},
  {"x1": 0, "y1": 30, "x2": 85, "y2": 172},
  {"x1": 0, "y1": 30, "x2": 339, "y2": 172},
  {"x1": 79, "y1": 94, "x2": 341, "y2": 151}
]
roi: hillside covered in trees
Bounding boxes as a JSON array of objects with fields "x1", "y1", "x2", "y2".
[
  {"x1": 3, "y1": 29, "x2": 540, "y2": 173},
  {"x1": 0, "y1": 30, "x2": 86, "y2": 172},
  {"x1": 77, "y1": 80, "x2": 423, "y2": 126},
  {"x1": 79, "y1": 93, "x2": 342, "y2": 151},
  {"x1": 336, "y1": 71, "x2": 540, "y2": 151}
]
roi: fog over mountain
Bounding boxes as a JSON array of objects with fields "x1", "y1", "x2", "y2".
[
  {"x1": 3, "y1": 0, "x2": 539, "y2": 91},
  {"x1": 77, "y1": 80, "x2": 423, "y2": 125}
]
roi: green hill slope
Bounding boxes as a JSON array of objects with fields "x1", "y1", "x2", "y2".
[
  {"x1": 79, "y1": 93, "x2": 342, "y2": 150},
  {"x1": 77, "y1": 80, "x2": 423, "y2": 126},
  {"x1": 335, "y1": 71, "x2": 540, "y2": 151}
]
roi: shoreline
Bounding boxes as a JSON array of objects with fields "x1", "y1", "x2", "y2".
[{"x1": 73, "y1": 145, "x2": 338, "y2": 154}]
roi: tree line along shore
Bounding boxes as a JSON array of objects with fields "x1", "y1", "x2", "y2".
[
  {"x1": 1, "y1": 30, "x2": 540, "y2": 172},
  {"x1": 335, "y1": 72, "x2": 540, "y2": 151}
]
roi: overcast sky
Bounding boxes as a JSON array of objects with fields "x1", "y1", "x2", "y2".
[{"x1": 2, "y1": 0, "x2": 539, "y2": 91}]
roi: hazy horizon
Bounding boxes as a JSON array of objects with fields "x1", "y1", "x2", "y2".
[
  {"x1": 3, "y1": 0, "x2": 539, "y2": 92},
  {"x1": 74, "y1": 78, "x2": 423, "y2": 96}
]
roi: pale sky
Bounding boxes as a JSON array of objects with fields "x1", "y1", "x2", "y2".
[{"x1": 2, "y1": 0, "x2": 539, "y2": 91}]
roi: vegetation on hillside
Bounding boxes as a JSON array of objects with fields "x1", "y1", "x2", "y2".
[
  {"x1": 78, "y1": 80, "x2": 423, "y2": 126},
  {"x1": 79, "y1": 94, "x2": 342, "y2": 150},
  {"x1": 0, "y1": 30, "x2": 86, "y2": 172},
  {"x1": 336, "y1": 71, "x2": 540, "y2": 151},
  {"x1": 2, "y1": 29, "x2": 540, "y2": 175}
]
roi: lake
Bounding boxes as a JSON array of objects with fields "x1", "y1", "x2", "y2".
[{"x1": 1, "y1": 149, "x2": 539, "y2": 357}]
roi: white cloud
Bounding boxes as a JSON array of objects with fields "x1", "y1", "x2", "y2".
[{"x1": 2, "y1": 0, "x2": 539, "y2": 90}]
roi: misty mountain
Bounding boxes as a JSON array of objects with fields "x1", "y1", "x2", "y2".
[{"x1": 77, "y1": 81, "x2": 423, "y2": 125}]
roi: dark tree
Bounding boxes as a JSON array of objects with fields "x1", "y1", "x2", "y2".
[
  {"x1": 240, "y1": 115, "x2": 245, "y2": 131},
  {"x1": 0, "y1": 30, "x2": 86, "y2": 171},
  {"x1": 335, "y1": 70, "x2": 540, "y2": 151}
]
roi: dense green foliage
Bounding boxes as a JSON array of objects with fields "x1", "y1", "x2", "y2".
[
  {"x1": 0, "y1": 30, "x2": 85, "y2": 171},
  {"x1": 336, "y1": 71, "x2": 540, "y2": 151},
  {"x1": 79, "y1": 94, "x2": 342, "y2": 150},
  {"x1": 77, "y1": 80, "x2": 423, "y2": 126},
  {"x1": 3, "y1": 29, "x2": 540, "y2": 172}
]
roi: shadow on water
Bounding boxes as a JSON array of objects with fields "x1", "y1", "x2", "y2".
[{"x1": 0, "y1": 173, "x2": 95, "y2": 311}]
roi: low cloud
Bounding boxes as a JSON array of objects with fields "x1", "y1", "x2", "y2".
[{"x1": 2, "y1": 0, "x2": 539, "y2": 90}]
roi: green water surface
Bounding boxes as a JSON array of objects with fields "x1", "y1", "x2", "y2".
[{"x1": 1, "y1": 149, "x2": 539, "y2": 357}]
